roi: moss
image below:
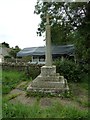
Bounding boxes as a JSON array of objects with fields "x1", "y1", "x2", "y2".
[
  {"x1": 7, "y1": 93, "x2": 22, "y2": 100},
  {"x1": 26, "y1": 90, "x2": 71, "y2": 98}
]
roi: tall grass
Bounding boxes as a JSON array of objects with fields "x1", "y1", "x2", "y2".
[
  {"x1": 0, "y1": 67, "x2": 2, "y2": 120},
  {"x1": 2, "y1": 69, "x2": 88, "y2": 119},
  {"x1": 2, "y1": 99, "x2": 88, "y2": 119},
  {"x1": 2, "y1": 70, "x2": 30, "y2": 94}
]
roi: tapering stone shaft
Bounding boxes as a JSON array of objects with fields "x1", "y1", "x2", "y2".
[{"x1": 45, "y1": 14, "x2": 52, "y2": 66}]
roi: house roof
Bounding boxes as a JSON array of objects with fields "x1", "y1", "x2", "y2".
[{"x1": 17, "y1": 45, "x2": 75, "y2": 57}]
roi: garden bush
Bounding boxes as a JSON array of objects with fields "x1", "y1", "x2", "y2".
[
  {"x1": 54, "y1": 59, "x2": 88, "y2": 82},
  {"x1": 26, "y1": 65, "x2": 41, "y2": 79}
]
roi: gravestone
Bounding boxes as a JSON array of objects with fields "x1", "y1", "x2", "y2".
[{"x1": 27, "y1": 14, "x2": 69, "y2": 96}]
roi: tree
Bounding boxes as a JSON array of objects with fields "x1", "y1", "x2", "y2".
[
  {"x1": 34, "y1": 2, "x2": 86, "y2": 42},
  {"x1": 1, "y1": 42, "x2": 10, "y2": 48},
  {"x1": 9, "y1": 46, "x2": 21, "y2": 58},
  {"x1": 73, "y1": 2, "x2": 90, "y2": 63},
  {"x1": 34, "y1": 1, "x2": 90, "y2": 62}
]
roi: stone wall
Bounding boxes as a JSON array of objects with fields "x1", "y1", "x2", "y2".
[{"x1": 1, "y1": 63, "x2": 41, "y2": 79}]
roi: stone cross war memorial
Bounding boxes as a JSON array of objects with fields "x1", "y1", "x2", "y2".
[{"x1": 27, "y1": 13, "x2": 69, "y2": 96}]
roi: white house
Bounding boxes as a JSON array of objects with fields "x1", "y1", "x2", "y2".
[
  {"x1": 0, "y1": 46, "x2": 10, "y2": 63},
  {"x1": 17, "y1": 45, "x2": 75, "y2": 64}
]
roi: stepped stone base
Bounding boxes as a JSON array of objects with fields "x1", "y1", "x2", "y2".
[{"x1": 27, "y1": 66, "x2": 69, "y2": 96}]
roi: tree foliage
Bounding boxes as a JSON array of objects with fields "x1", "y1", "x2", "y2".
[
  {"x1": 1, "y1": 42, "x2": 10, "y2": 48},
  {"x1": 9, "y1": 46, "x2": 21, "y2": 58},
  {"x1": 34, "y1": 1, "x2": 90, "y2": 63},
  {"x1": 73, "y1": 2, "x2": 90, "y2": 63}
]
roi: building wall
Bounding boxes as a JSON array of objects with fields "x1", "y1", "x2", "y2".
[
  {"x1": 0, "y1": 54, "x2": 4, "y2": 63},
  {"x1": 31, "y1": 55, "x2": 74, "y2": 64}
]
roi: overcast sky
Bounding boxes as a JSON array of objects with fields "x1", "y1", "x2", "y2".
[{"x1": 0, "y1": 0, "x2": 45, "y2": 49}]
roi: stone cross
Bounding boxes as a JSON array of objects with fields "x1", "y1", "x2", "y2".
[{"x1": 45, "y1": 13, "x2": 52, "y2": 66}]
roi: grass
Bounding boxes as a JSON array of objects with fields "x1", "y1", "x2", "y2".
[
  {"x1": 2, "y1": 98, "x2": 88, "y2": 119},
  {"x1": 68, "y1": 82, "x2": 89, "y2": 108},
  {"x1": 6, "y1": 93, "x2": 22, "y2": 100},
  {"x1": 2, "y1": 70, "x2": 31, "y2": 95},
  {"x1": 2, "y1": 70, "x2": 89, "y2": 119},
  {"x1": 0, "y1": 67, "x2": 2, "y2": 119},
  {"x1": 0, "y1": 68, "x2": 2, "y2": 77}
]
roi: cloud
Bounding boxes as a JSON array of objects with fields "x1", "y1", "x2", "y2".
[{"x1": 0, "y1": 0, "x2": 45, "y2": 48}]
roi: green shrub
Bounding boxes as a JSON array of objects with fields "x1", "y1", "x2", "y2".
[
  {"x1": 54, "y1": 59, "x2": 88, "y2": 82},
  {"x1": 27, "y1": 65, "x2": 41, "y2": 79}
]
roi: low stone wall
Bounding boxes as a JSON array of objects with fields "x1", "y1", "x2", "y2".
[
  {"x1": 2, "y1": 63, "x2": 26, "y2": 71},
  {"x1": 1, "y1": 63, "x2": 42, "y2": 79}
]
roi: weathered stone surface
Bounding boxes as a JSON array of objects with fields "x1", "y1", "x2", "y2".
[
  {"x1": 27, "y1": 66, "x2": 69, "y2": 95},
  {"x1": 41, "y1": 66, "x2": 56, "y2": 76},
  {"x1": 45, "y1": 14, "x2": 52, "y2": 66},
  {"x1": 31, "y1": 81, "x2": 65, "y2": 88},
  {"x1": 32, "y1": 74, "x2": 64, "y2": 82}
]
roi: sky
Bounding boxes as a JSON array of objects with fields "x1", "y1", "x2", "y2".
[{"x1": 0, "y1": 0, "x2": 45, "y2": 49}]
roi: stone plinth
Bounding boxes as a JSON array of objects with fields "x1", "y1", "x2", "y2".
[
  {"x1": 41, "y1": 66, "x2": 56, "y2": 76},
  {"x1": 27, "y1": 65, "x2": 69, "y2": 96}
]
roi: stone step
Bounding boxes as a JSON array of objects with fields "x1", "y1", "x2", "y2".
[
  {"x1": 34, "y1": 75, "x2": 64, "y2": 82},
  {"x1": 28, "y1": 87, "x2": 68, "y2": 91},
  {"x1": 31, "y1": 80, "x2": 66, "y2": 88},
  {"x1": 41, "y1": 66, "x2": 56, "y2": 76},
  {"x1": 27, "y1": 87, "x2": 69, "y2": 94}
]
